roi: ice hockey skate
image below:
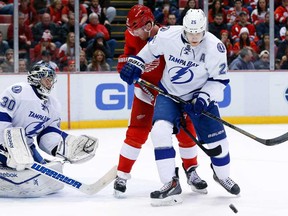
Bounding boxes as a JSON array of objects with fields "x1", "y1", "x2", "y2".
[
  {"x1": 113, "y1": 176, "x2": 127, "y2": 198},
  {"x1": 211, "y1": 164, "x2": 240, "y2": 195},
  {"x1": 150, "y1": 168, "x2": 183, "y2": 207},
  {"x1": 183, "y1": 164, "x2": 208, "y2": 194}
]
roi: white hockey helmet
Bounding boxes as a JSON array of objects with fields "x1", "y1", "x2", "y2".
[
  {"x1": 28, "y1": 62, "x2": 56, "y2": 98},
  {"x1": 183, "y1": 9, "x2": 207, "y2": 34}
]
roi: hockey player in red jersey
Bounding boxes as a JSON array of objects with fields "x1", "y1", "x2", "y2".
[{"x1": 113, "y1": 4, "x2": 207, "y2": 197}]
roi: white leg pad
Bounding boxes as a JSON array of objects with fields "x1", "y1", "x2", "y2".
[{"x1": 3, "y1": 127, "x2": 34, "y2": 171}]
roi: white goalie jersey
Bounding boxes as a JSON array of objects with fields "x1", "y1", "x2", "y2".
[
  {"x1": 0, "y1": 82, "x2": 62, "y2": 154},
  {"x1": 137, "y1": 25, "x2": 230, "y2": 102}
]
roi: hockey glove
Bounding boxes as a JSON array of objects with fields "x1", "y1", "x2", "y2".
[
  {"x1": 192, "y1": 93, "x2": 210, "y2": 115},
  {"x1": 56, "y1": 135, "x2": 99, "y2": 164},
  {"x1": 120, "y1": 56, "x2": 145, "y2": 85}
]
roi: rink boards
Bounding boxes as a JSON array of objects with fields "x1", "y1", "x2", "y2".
[{"x1": 0, "y1": 71, "x2": 288, "y2": 129}]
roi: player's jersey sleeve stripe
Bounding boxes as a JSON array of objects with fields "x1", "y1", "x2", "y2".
[
  {"x1": 0, "y1": 112, "x2": 12, "y2": 122},
  {"x1": 207, "y1": 78, "x2": 230, "y2": 86},
  {"x1": 37, "y1": 126, "x2": 68, "y2": 143}
]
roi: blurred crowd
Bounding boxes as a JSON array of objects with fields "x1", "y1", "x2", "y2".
[
  {"x1": 0, "y1": 0, "x2": 287, "y2": 72},
  {"x1": 149, "y1": 0, "x2": 288, "y2": 70},
  {"x1": 0, "y1": 0, "x2": 116, "y2": 72}
]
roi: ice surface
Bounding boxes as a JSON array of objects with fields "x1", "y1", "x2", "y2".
[{"x1": 1, "y1": 124, "x2": 288, "y2": 216}]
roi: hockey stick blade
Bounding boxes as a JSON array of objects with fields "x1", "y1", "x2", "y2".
[
  {"x1": 202, "y1": 111, "x2": 288, "y2": 146},
  {"x1": 136, "y1": 78, "x2": 221, "y2": 156},
  {"x1": 136, "y1": 78, "x2": 288, "y2": 146},
  {"x1": 29, "y1": 162, "x2": 117, "y2": 195}
]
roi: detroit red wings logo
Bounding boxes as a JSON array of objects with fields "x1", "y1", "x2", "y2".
[{"x1": 144, "y1": 58, "x2": 160, "y2": 72}]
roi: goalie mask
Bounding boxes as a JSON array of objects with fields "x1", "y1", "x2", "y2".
[
  {"x1": 183, "y1": 9, "x2": 207, "y2": 46},
  {"x1": 126, "y1": 4, "x2": 154, "y2": 36},
  {"x1": 27, "y1": 63, "x2": 56, "y2": 98}
]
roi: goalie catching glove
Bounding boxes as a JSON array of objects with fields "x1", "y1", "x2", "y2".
[
  {"x1": 120, "y1": 56, "x2": 145, "y2": 85},
  {"x1": 56, "y1": 135, "x2": 99, "y2": 164}
]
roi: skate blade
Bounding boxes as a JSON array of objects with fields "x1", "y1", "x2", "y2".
[
  {"x1": 151, "y1": 195, "x2": 183, "y2": 207},
  {"x1": 190, "y1": 185, "x2": 208, "y2": 194},
  {"x1": 113, "y1": 190, "x2": 125, "y2": 199}
]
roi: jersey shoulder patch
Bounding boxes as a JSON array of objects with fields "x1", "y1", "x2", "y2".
[
  {"x1": 217, "y1": 42, "x2": 226, "y2": 53},
  {"x1": 11, "y1": 85, "x2": 22, "y2": 94},
  {"x1": 159, "y1": 26, "x2": 170, "y2": 32}
]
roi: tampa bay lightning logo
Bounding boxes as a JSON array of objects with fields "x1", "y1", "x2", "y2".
[
  {"x1": 25, "y1": 122, "x2": 45, "y2": 138},
  {"x1": 217, "y1": 43, "x2": 226, "y2": 53},
  {"x1": 12, "y1": 85, "x2": 22, "y2": 93},
  {"x1": 170, "y1": 66, "x2": 194, "y2": 84}
]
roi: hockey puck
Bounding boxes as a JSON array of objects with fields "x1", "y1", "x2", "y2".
[{"x1": 229, "y1": 204, "x2": 238, "y2": 213}]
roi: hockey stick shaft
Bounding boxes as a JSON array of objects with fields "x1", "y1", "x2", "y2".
[
  {"x1": 29, "y1": 162, "x2": 117, "y2": 195},
  {"x1": 136, "y1": 78, "x2": 221, "y2": 156},
  {"x1": 137, "y1": 78, "x2": 288, "y2": 146},
  {"x1": 180, "y1": 125, "x2": 221, "y2": 156}
]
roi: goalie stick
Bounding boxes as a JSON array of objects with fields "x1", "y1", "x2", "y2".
[
  {"x1": 0, "y1": 149, "x2": 117, "y2": 195},
  {"x1": 29, "y1": 162, "x2": 117, "y2": 195},
  {"x1": 136, "y1": 78, "x2": 288, "y2": 146},
  {"x1": 137, "y1": 79, "x2": 222, "y2": 157}
]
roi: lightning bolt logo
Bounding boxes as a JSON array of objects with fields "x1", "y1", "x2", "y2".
[{"x1": 170, "y1": 66, "x2": 194, "y2": 84}]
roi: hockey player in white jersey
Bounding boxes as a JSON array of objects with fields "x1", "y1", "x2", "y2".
[
  {"x1": 0, "y1": 62, "x2": 98, "y2": 197},
  {"x1": 120, "y1": 9, "x2": 240, "y2": 206}
]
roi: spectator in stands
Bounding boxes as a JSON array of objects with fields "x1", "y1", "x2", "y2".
[
  {"x1": 231, "y1": 11, "x2": 258, "y2": 43},
  {"x1": 84, "y1": 12, "x2": 116, "y2": 59},
  {"x1": 220, "y1": 29, "x2": 235, "y2": 64},
  {"x1": 19, "y1": 0, "x2": 38, "y2": 28},
  {"x1": 0, "y1": 1, "x2": 13, "y2": 14},
  {"x1": 178, "y1": 0, "x2": 197, "y2": 25},
  {"x1": 46, "y1": 0, "x2": 63, "y2": 26},
  {"x1": 7, "y1": 12, "x2": 33, "y2": 60},
  {"x1": 0, "y1": 31, "x2": 9, "y2": 64},
  {"x1": 279, "y1": 17, "x2": 288, "y2": 41},
  {"x1": 32, "y1": 13, "x2": 62, "y2": 48},
  {"x1": 18, "y1": 58, "x2": 28, "y2": 73},
  {"x1": 99, "y1": 0, "x2": 116, "y2": 23},
  {"x1": 87, "y1": 49, "x2": 110, "y2": 71},
  {"x1": 31, "y1": 0, "x2": 49, "y2": 15},
  {"x1": 232, "y1": 27, "x2": 258, "y2": 56},
  {"x1": 86, "y1": 0, "x2": 112, "y2": 37},
  {"x1": 253, "y1": 50, "x2": 270, "y2": 69},
  {"x1": 279, "y1": 46, "x2": 288, "y2": 69},
  {"x1": 250, "y1": 0, "x2": 269, "y2": 26},
  {"x1": 61, "y1": 0, "x2": 88, "y2": 27},
  {"x1": 84, "y1": 12, "x2": 110, "y2": 43},
  {"x1": 0, "y1": 48, "x2": 13, "y2": 72},
  {"x1": 59, "y1": 13, "x2": 87, "y2": 48},
  {"x1": 80, "y1": 50, "x2": 88, "y2": 71},
  {"x1": 65, "y1": 59, "x2": 76, "y2": 72},
  {"x1": 276, "y1": 30, "x2": 288, "y2": 61},
  {"x1": 32, "y1": 31, "x2": 57, "y2": 63},
  {"x1": 154, "y1": 1, "x2": 180, "y2": 25},
  {"x1": 229, "y1": 47, "x2": 255, "y2": 70},
  {"x1": 275, "y1": 0, "x2": 288, "y2": 25},
  {"x1": 58, "y1": 32, "x2": 78, "y2": 70},
  {"x1": 37, "y1": 50, "x2": 59, "y2": 72},
  {"x1": 209, "y1": 13, "x2": 228, "y2": 39},
  {"x1": 166, "y1": 13, "x2": 177, "y2": 25},
  {"x1": 226, "y1": 0, "x2": 249, "y2": 29},
  {"x1": 85, "y1": 32, "x2": 112, "y2": 65},
  {"x1": 255, "y1": 12, "x2": 271, "y2": 41},
  {"x1": 208, "y1": 0, "x2": 227, "y2": 23}
]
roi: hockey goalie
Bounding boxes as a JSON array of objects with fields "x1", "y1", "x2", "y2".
[{"x1": 0, "y1": 63, "x2": 98, "y2": 197}]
